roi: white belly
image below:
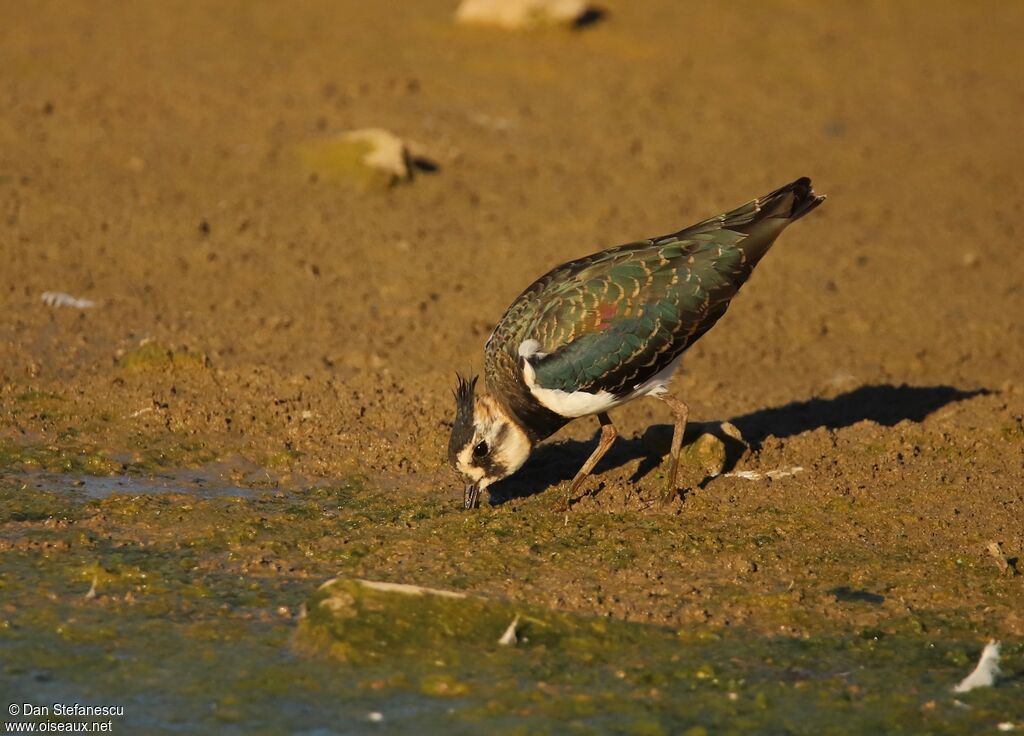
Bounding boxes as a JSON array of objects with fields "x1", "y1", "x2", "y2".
[{"x1": 520, "y1": 346, "x2": 683, "y2": 419}]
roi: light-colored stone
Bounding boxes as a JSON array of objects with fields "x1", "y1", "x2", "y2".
[
  {"x1": 455, "y1": 0, "x2": 590, "y2": 29},
  {"x1": 719, "y1": 421, "x2": 744, "y2": 443},
  {"x1": 642, "y1": 421, "x2": 748, "y2": 480},
  {"x1": 681, "y1": 432, "x2": 728, "y2": 479},
  {"x1": 295, "y1": 128, "x2": 412, "y2": 189}
]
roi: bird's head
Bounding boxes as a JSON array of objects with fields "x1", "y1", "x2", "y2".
[{"x1": 448, "y1": 374, "x2": 532, "y2": 509}]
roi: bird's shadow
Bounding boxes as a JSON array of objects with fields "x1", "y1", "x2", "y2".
[{"x1": 487, "y1": 383, "x2": 988, "y2": 505}]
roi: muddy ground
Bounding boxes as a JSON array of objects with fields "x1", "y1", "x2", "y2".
[{"x1": 1, "y1": 1, "x2": 1023, "y2": 732}]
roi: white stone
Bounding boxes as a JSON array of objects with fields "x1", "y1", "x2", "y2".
[
  {"x1": 41, "y1": 291, "x2": 96, "y2": 309},
  {"x1": 340, "y1": 128, "x2": 411, "y2": 182},
  {"x1": 295, "y1": 128, "x2": 413, "y2": 189},
  {"x1": 455, "y1": 0, "x2": 590, "y2": 29}
]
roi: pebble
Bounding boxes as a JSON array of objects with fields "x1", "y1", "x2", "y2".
[
  {"x1": 296, "y1": 128, "x2": 413, "y2": 189},
  {"x1": 455, "y1": 0, "x2": 591, "y2": 29},
  {"x1": 41, "y1": 291, "x2": 96, "y2": 309},
  {"x1": 641, "y1": 421, "x2": 748, "y2": 479}
]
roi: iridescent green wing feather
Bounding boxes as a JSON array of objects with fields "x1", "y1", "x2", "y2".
[
  {"x1": 519, "y1": 232, "x2": 752, "y2": 396},
  {"x1": 484, "y1": 178, "x2": 823, "y2": 411}
]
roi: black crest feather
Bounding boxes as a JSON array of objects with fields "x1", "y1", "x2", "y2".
[{"x1": 448, "y1": 373, "x2": 478, "y2": 465}]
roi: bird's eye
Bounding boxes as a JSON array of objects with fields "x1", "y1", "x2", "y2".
[{"x1": 473, "y1": 441, "x2": 489, "y2": 458}]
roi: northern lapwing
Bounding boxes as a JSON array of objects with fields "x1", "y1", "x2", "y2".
[{"x1": 449, "y1": 177, "x2": 825, "y2": 509}]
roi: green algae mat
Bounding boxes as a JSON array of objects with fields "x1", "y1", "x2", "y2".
[{"x1": 1, "y1": 473, "x2": 1021, "y2": 735}]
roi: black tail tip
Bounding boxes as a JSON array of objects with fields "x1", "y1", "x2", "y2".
[{"x1": 789, "y1": 176, "x2": 826, "y2": 221}]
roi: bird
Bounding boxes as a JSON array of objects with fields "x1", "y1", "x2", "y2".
[{"x1": 448, "y1": 177, "x2": 825, "y2": 510}]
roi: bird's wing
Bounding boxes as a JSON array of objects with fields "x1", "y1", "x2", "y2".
[
  {"x1": 514, "y1": 230, "x2": 753, "y2": 397},
  {"x1": 485, "y1": 178, "x2": 823, "y2": 400}
]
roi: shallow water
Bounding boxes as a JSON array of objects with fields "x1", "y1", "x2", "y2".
[
  {"x1": 0, "y1": 473, "x2": 1021, "y2": 734},
  {"x1": 7, "y1": 471, "x2": 258, "y2": 500}
]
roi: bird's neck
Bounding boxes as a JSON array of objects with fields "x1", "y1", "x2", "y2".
[{"x1": 484, "y1": 376, "x2": 569, "y2": 444}]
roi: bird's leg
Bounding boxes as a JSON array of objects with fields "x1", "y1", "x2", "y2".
[
  {"x1": 657, "y1": 394, "x2": 690, "y2": 500},
  {"x1": 558, "y1": 413, "x2": 617, "y2": 511}
]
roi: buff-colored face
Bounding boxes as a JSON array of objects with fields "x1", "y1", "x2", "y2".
[{"x1": 448, "y1": 377, "x2": 532, "y2": 508}]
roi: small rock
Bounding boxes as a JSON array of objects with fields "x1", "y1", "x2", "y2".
[
  {"x1": 962, "y1": 251, "x2": 980, "y2": 267},
  {"x1": 986, "y1": 541, "x2": 1020, "y2": 577},
  {"x1": 719, "y1": 421, "x2": 744, "y2": 443},
  {"x1": 41, "y1": 291, "x2": 96, "y2": 309},
  {"x1": 455, "y1": 0, "x2": 593, "y2": 29},
  {"x1": 642, "y1": 421, "x2": 748, "y2": 481},
  {"x1": 296, "y1": 128, "x2": 413, "y2": 190},
  {"x1": 682, "y1": 433, "x2": 728, "y2": 478}
]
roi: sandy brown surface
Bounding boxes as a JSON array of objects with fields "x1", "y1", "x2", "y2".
[{"x1": 2, "y1": 1, "x2": 1023, "y2": 634}]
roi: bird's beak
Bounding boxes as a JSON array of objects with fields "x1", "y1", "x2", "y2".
[{"x1": 463, "y1": 483, "x2": 481, "y2": 510}]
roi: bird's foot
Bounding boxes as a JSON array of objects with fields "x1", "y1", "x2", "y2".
[
  {"x1": 555, "y1": 475, "x2": 589, "y2": 512},
  {"x1": 660, "y1": 458, "x2": 680, "y2": 504},
  {"x1": 554, "y1": 484, "x2": 577, "y2": 512}
]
